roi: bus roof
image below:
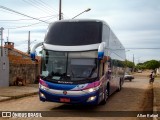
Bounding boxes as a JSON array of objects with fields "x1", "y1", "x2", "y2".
[{"x1": 49, "y1": 19, "x2": 109, "y2": 26}]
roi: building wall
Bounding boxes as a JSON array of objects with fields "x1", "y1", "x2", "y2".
[
  {"x1": 9, "y1": 63, "x2": 39, "y2": 85},
  {"x1": 5, "y1": 43, "x2": 40, "y2": 85}
]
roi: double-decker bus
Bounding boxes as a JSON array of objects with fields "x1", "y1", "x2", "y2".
[{"x1": 31, "y1": 19, "x2": 126, "y2": 105}]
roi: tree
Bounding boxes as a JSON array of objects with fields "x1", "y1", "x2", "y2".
[
  {"x1": 125, "y1": 60, "x2": 135, "y2": 68},
  {"x1": 136, "y1": 63, "x2": 146, "y2": 70},
  {"x1": 136, "y1": 60, "x2": 160, "y2": 70},
  {"x1": 145, "y1": 60, "x2": 160, "y2": 70}
]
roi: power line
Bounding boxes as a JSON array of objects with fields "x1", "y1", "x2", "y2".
[
  {"x1": 22, "y1": 0, "x2": 53, "y2": 15},
  {"x1": 126, "y1": 48, "x2": 160, "y2": 49},
  {"x1": 33, "y1": 0, "x2": 56, "y2": 14},
  {"x1": 0, "y1": 5, "x2": 49, "y2": 24},
  {"x1": 114, "y1": 48, "x2": 160, "y2": 50},
  {"x1": 0, "y1": 9, "x2": 28, "y2": 18},
  {"x1": 6, "y1": 16, "x2": 57, "y2": 29},
  {"x1": 38, "y1": 0, "x2": 59, "y2": 13},
  {"x1": 0, "y1": 15, "x2": 57, "y2": 22},
  {"x1": 37, "y1": 0, "x2": 69, "y2": 19},
  {"x1": 6, "y1": 21, "x2": 46, "y2": 29}
]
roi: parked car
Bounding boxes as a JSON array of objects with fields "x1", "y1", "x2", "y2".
[
  {"x1": 124, "y1": 72, "x2": 134, "y2": 81},
  {"x1": 137, "y1": 70, "x2": 142, "y2": 73}
]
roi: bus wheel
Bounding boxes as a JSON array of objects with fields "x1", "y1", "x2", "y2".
[{"x1": 100, "y1": 88, "x2": 109, "y2": 105}]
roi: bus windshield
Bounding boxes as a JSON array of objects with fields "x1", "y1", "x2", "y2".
[
  {"x1": 45, "y1": 21, "x2": 102, "y2": 46},
  {"x1": 41, "y1": 50, "x2": 98, "y2": 84}
]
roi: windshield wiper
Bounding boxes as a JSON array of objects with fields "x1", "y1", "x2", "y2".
[
  {"x1": 40, "y1": 75, "x2": 53, "y2": 82},
  {"x1": 60, "y1": 74, "x2": 71, "y2": 81}
]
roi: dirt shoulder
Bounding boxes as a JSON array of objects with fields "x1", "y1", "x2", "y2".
[{"x1": 153, "y1": 79, "x2": 160, "y2": 111}]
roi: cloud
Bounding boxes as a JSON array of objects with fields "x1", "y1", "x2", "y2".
[{"x1": 1, "y1": 0, "x2": 160, "y2": 62}]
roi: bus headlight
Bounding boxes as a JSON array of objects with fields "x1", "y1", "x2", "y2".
[
  {"x1": 83, "y1": 86, "x2": 99, "y2": 93},
  {"x1": 87, "y1": 96, "x2": 96, "y2": 102},
  {"x1": 39, "y1": 84, "x2": 49, "y2": 91},
  {"x1": 88, "y1": 88, "x2": 95, "y2": 92}
]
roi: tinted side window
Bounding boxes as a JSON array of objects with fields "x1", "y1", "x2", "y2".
[{"x1": 45, "y1": 22, "x2": 102, "y2": 46}]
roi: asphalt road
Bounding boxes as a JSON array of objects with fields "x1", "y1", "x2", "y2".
[{"x1": 0, "y1": 77, "x2": 153, "y2": 120}]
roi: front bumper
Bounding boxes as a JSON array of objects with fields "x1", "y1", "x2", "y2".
[{"x1": 39, "y1": 88, "x2": 100, "y2": 105}]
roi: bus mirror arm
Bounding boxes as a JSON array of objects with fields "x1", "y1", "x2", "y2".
[
  {"x1": 30, "y1": 42, "x2": 43, "y2": 60},
  {"x1": 98, "y1": 42, "x2": 106, "y2": 60}
]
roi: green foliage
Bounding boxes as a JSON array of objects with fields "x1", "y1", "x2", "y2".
[
  {"x1": 112, "y1": 59, "x2": 126, "y2": 67},
  {"x1": 136, "y1": 60, "x2": 160, "y2": 70},
  {"x1": 125, "y1": 60, "x2": 135, "y2": 68}
]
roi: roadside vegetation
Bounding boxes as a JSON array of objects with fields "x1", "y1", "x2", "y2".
[
  {"x1": 125, "y1": 59, "x2": 160, "y2": 70},
  {"x1": 125, "y1": 60, "x2": 160, "y2": 79},
  {"x1": 136, "y1": 60, "x2": 160, "y2": 70}
]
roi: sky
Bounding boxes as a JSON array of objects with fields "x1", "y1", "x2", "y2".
[{"x1": 0, "y1": 0, "x2": 160, "y2": 64}]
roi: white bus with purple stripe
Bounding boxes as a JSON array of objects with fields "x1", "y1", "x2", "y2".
[{"x1": 31, "y1": 19, "x2": 126, "y2": 105}]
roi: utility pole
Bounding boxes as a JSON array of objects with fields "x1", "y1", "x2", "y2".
[
  {"x1": 59, "y1": 0, "x2": 62, "y2": 20},
  {"x1": 0, "y1": 27, "x2": 4, "y2": 57},
  {"x1": 133, "y1": 54, "x2": 134, "y2": 65},
  {"x1": 133, "y1": 54, "x2": 135, "y2": 72},
  {"x1": 7, "y1": 29, "x2": 9, "y2": 42},
  {"x1": 28, "y1": 31, "x2": 30, "y2": 54}
]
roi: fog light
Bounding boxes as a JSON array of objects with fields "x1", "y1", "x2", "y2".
[
  {"x1": 40, "y1": 92, "x2": 46, "y2": 99},
  {"x1": 87, "y1": 96, "x2": 96, "y2": 102}
]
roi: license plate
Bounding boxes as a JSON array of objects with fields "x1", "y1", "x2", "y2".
[{"x1": 60, "y1": 98, "x2": 70, "y2": 103}]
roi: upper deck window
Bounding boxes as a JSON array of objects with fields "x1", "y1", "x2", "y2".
[{"x1": 45, "y1": 21, "x2": 102, "y2": 46}]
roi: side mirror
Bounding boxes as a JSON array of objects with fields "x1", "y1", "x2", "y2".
[
  {"x1": 98, "y1": 42, "x2": 105, "y2": 60},
  {"x1": 30, "y1": 53, "x2": 36, "y2": 61},
  {"x1": 30, "y1": 42, "x2": 43, "y2": 61},
  {"x1": 98, "y1": 52, "x2": 104, "y2": 60}
]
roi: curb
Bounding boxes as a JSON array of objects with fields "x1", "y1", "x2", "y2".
[{"x1": 0, "y1": 92, "x2": 38, "y2": 102}]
